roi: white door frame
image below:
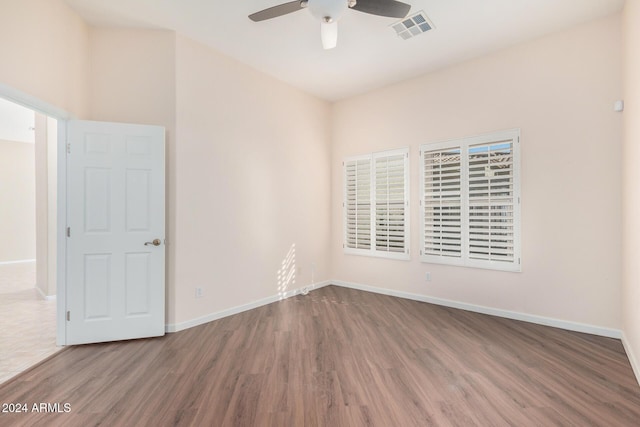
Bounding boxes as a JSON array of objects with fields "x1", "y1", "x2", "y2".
[{"x1": 0, "y1": 82, "x2": 73, "y2": 346}]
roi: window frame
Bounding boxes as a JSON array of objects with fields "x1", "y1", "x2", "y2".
[
  {"x1": 420, "y1": 129, "x2": 521, "y2": 272},
  {"x1": 343, "y1": 147, "x2": 410, "y2": 261}
]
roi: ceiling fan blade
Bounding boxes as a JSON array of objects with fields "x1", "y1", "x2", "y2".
[
  {"x1": 350, "y1": 0, "x2": 411, "y2": 19},
  {"x1": 249, "y1": 1, "x2": 305, "y2": 22}
]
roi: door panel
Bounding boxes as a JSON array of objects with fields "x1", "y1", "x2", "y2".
[
  {"x1": 66, "y1": 120, "x2": 165, "y2": 345},
  {"x1": 125, "y1": 252, "x2": 151, "y2": 316}
]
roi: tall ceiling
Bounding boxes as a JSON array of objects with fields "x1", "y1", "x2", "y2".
[{"x1": 64, "y1": 0, "x2": 625, "y2": 101}]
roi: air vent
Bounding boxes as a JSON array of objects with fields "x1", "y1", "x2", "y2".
[{"x1": 391, "y1": 11, "x2": 434, "y2": 40}]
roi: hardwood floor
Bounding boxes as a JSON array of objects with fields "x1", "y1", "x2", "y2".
[{"x1": 1, "y1": 285, "x2": 639, "y2": 426}]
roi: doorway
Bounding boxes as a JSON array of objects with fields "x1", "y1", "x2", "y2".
[{"x1": 0, "y1": 97, "x2": 60, "y2": 384}]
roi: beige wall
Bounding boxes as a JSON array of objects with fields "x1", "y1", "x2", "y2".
[
  {"x1": 88, "y1": 28, "x2": 178, "y2": 321},
  {"x1": 622, "y1": 0, "x2": 640, "y2": 381},
  {"x1": 34, "y1": 113, "x2": 48, "y2": 295},
  {"x1": 87, "y1": 30, "x2": 331, "y2": 326},
  {"x1": 0, "y1": 0, "x2": 89, "y2": 296},
  {"x1": 174, "y1": 35, "x2": 331, "y2": 324},
  {"x1": 331, "y1": 15, "x2": 623, "y2": 330},
  {"x1": 0, "y1": 1, "x2": 629, "y2": 343},
  {"x1": 0, "y1": 140, "x2": 36, "y2": 262},
  {"x1": 0, "y1": 0, "x2": 89, "y2": 117},
  {"x1": 33, "y1": 114, "x2": 57, "y2": 297}
]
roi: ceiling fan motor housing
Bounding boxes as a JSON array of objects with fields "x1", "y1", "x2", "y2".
[{"x1": 308, "y1": 0, "x2": 349, "y2": 22}]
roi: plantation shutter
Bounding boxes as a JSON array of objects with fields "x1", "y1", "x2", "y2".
[
  {"x1": 420, "y1": 129, "x2": 520, "y2": 272},
  {"x1": 374, "y1": 152, "x2": 407, "y2": 254},
  {"x1": 467, "y1": 140, "x2": 515, "y2": 263},
  {"x1": 344, "y1": 148, "x2": 409, "y2": 260},
  {"x1": 344, "y1": 157, "x2": 372, "y2": 250},
  {"x1": 422, "y1": 146, "x2": 462, "y2": 258}
]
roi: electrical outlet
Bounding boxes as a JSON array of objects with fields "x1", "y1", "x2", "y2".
[
  {"x1": 425, "y1": 272, "x2": 432, "y2": 282},
  {"x1": 195, "y1": 287, "x2": 204, "y2": 299}
]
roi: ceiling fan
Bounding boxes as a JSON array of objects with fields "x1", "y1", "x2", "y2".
[{"x1": 249, "y1": 0, "x2": 411, "y2": 50}]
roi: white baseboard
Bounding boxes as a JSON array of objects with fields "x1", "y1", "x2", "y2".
[
  {"x1": 622, "y1": 332, "x2": 640, "y2": 386},
  {"x1": 331, "y1": 280, "x2": 622, "y2": 339},
  {"x1": 35, "y1": 285, "x2": 56, "y2": 301},
  {"x1": 0, "y1": 259, "x2": 36, "y2": 266},
  {"x1": 165, "y1": 281, "x2": 331, "y2": 333}
]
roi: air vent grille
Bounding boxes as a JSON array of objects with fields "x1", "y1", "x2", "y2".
[{"x1": 391, "y1": 11, "x2": 434, "y2": 40}]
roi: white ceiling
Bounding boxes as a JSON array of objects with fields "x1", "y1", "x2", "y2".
[
  {"x1": 64, "y1": 0, "x2": 624, "y2": 101},
  {"x1": 0, "y1": 98, "x2": 35, "y2": 143}
]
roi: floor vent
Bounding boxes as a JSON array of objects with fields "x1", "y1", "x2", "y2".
[{"x1": 391, "y1": 10, "x2": 434, "y2": 40}]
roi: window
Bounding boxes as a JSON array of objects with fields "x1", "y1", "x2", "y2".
[
  {"x1": 344, "y1": 148, "x2": 409, "y2": 260},
  {"x1": 420, "y1": 130, "x2": 521, "y2": 271}
]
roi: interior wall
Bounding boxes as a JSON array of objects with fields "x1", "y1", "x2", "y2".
[
  {"x1": 173, "y1": 35, "x2": 331, "y2": 325},
  {"x1": 34, "y1": 113, "x2": 49, "y2": 295},
  {"x1": 88, "y1": 28, "x2": 178, "y2": 322},
  {"x1": 0, "y1": 0, "x2": 89, "y2": 117},
  {"x1": 330, "y1": 15, "x2": 623, "y2": 331},
  {"x1": 33, "y1": 113, "x2": 58, "y2": 297},
  {"x1": 0, "y1": 140, "x2": 36, "y2": 262},
  {"x1": 47, "y1": 117, "x2": 58, "y2": 296},
  {"x1": 87, "y1": 29, "x2": 331, "y2": 327},
  {"x1": 622, "y1": 0, "x2": 640, "y2": 381}
]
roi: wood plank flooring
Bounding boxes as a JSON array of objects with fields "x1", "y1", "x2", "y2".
[{"x1": 1, "y1": 285, "x2": 639, "y2": 426}]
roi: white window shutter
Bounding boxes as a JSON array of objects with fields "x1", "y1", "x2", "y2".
[
  {"x1": 420, "y1": 129, "x2": 521, "y2": 272},
  {"x1": 422, "y1": 147, "x2": 462, "y2": 258},
  {"x1": 344, "y1": 157, "x2": 372, "y2": 250},
  {"x1": 467, "y1": 141, "x2": 515, "y2": 263},
  {"x1": 374, "y1": 152, "x2": 408, "y2": 254},
  {"x1": 344, "y1": 148, "x2": 409, "y2": 260}
]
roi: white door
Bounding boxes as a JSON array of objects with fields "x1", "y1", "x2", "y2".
[{"x1": 66, "y1": 120, "x2": 165, "y2": 345}]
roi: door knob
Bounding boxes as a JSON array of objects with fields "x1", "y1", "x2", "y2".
[{"x1": 144, "y1": 239, "x2": 162, "y2": 247}]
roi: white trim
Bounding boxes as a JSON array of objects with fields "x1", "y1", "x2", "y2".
[
  {"x1": 331, "y1": 280, "x2": 622, "y2": 339},
  {"x1": 56, "y1": 122, "x2": 68, "y2": 346},
  {"x1": 165, "y1": 281, "x2": 331, "y2": 333},
  {"x1": 0, "y1": 82, "x2": 72, "y2": 120},
  {"x1": 622, "y1": 332, "x2": 640, "y2": 387},
  {"x1": 0, "y1": 259, "x2": 36, "y2": 265},
  {"x1": 35, "y1": 285, "x2": 56, "y2": 301}
]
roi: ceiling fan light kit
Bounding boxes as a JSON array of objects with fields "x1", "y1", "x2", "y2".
[
  {"x1": 321, "y1": 19, "x2": 339, "y2": 49},
  {"x1": 249, "y1": 0, "x2": 412, "y2": 50},
  {"x1": 309, "y1": 0, "x2": 347, "y2": 49}
]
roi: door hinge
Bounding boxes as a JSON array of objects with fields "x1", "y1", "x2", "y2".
[
  {"x1": 66, "y1": 227, "x2": 71, "y2": 237},
  {"x1": 518, "y1": 258, "x2": 521, "y2": 265},
  {"x1": 66, "y1": 143, "x2": 71, "y2": 154},
  {"x1": 66, "y1": 311, "x2": 71, "y2": 321}
]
